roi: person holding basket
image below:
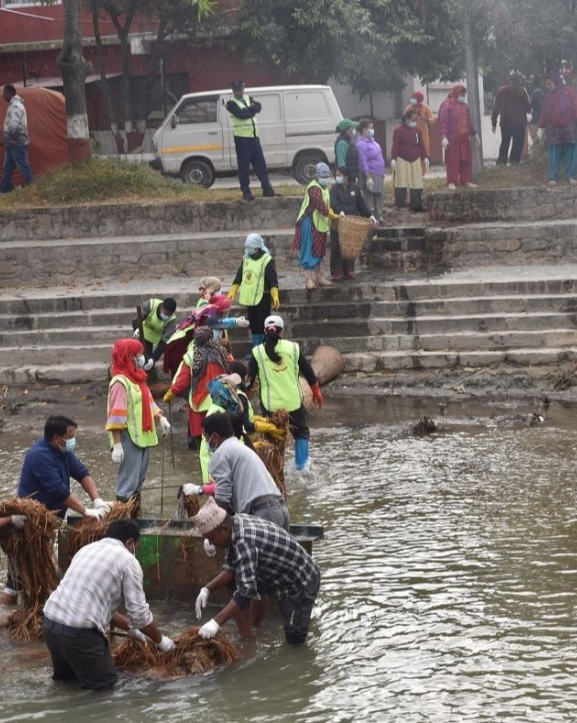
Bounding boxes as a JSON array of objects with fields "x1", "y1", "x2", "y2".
[{"x1": 329, "y1": 166, "x2": 377, "y2": 280}]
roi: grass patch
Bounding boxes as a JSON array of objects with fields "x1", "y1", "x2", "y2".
[{"x1": 475, "y1": 143, "x2": 549, "y2": 189}]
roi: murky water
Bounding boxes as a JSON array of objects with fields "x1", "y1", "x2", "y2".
[{"x1": 1, "y1": 394, "x2": 577, "y2": 722}]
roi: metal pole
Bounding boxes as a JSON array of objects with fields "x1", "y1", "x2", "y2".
[
  {"x1": 168, "y1": 401, "x2": 176, "y2": 469},
  {"x1": 160, "y1": 431, "x2": 165, "y2": 516}
]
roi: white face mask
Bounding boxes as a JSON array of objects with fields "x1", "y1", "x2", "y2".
[
  {"x1": 136, "y1": 355, "x2": 146, "y2": 368},
  {"x1": 367, "y1": 128, "x2": 375, "y2": 138},
  {"x1": 335, "y1": 176, "x2": 344, "y2": 185},
  {"x1": 410, "y1": 98, "x2": 418, "y2": 106},
  {"x1": 408, "y1": 121, "x2": 417, "y2": 128},
  {"x1": 159, "y1": 311, "x2": 170, "y2": 321},
  {"x1": 458, "y1": 96, "x2": 467, "y2": 103}
]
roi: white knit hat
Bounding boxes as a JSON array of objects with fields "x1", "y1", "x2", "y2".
[{"x1": 192, "y1": 497, "x2": 227, "y2": 535}]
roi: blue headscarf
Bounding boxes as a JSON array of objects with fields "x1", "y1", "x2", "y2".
[{"x1": 244, "y1": 233, "x2": 269, "y2": 257}]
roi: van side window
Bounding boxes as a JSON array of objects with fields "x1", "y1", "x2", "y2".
[{"x1": 177, "y1": 97, "x2": 218, "y2": 124}]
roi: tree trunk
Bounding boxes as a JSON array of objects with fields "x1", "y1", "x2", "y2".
[
  {"x1": 57, "y1": 0, "x2": 92, "y2": 161},
  {"x1": 463, "y1": 0, "x2": 483, "y2": 175}
]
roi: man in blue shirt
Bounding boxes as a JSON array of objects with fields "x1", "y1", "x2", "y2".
[{"x1": 1, "y1": 415, "x2": 111, "y2": 606}]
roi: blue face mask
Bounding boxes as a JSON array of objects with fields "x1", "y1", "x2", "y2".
[
  {"x1": 318, "y1": 177, "x2": 329, "y2": 187},
  {"x1": 335, "y1": 176, "x2": 344, "y2": 185},
  {"x1": 159, "y1": 311, "x2": 170, "y2": 321},
  {"x1": 245, "y1": 247, "x2": 258, "y2": 256},
  {"x1": 62, "y1": 437, "x2": 76, "y2": 453},
  {"x1": 368, "y1": 128, "x2": 375, "y2": 138},
  {"x1": 136, "y1": 355, "x2": 146, "y2": 368},
  {"x1": 410, "y1": 98, "x2": 418, "y2": 106}
]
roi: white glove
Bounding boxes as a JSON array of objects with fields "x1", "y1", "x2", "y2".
[
  {"x1": 127, "y1": 628, "x2": 148, "y2": 644},
  {"x1": 133, "y1": 328, "x2": 140, "y2": 339},
  {"x1": 390, "y1": 159, "x2": 397, "y2": 171},
  {"x1": 84, "y1": 507, "x2": 106, "y2": 520},
  {"x1": 11, "y1": 514, "x2": 26, "y2": 530},
  {"x1": 365, "y1": 176, "x2": 375, "y2": 192},
  {"x1": 158, "y1": 416, "x2": 171, "y2": 438},
  {"x1": 203, "y1": 538, "x2": 217, "y2": 557},
  {"x1": 156, "y1": 635, "x2": 176, "y2": 653},
  {"x1": 93, "y1": 498, "x2": 113, "y2": 513},
  {"x1": 198, "y1": 619, "x2": 220, "y2": 640},
  {"x1": 369, "y1": 215, "x2": 377, "y2": 224},
  {"x1": 424, "y1": 158, "x2": 430, "y2": 169},
  {"x1": 235, "y1": 316, "x2": 250, "y2": 328},
  {"x1": 339, "y1": 211, "x2": 345, "y2": 218},
  {"x1": 183, "y1": 483, "x2": 201, "y2": 496},
  {"x1": 537, "y1": 128, "x2": 545, "y2": 141},
  {"x1": 111, "y1": 443, "x2": 124, "y2": 464},
  {"x1": 144, "y1": 358, "x2": 155, "y2": 372},
  {"x1": 441, "y1": 137, "x2": 449, "y2": 150},
  {"x1": 195, "y1": 586, "x2": 210, "y2": 619}
]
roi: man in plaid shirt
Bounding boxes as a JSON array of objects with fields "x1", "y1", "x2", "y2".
[{"x1": 193, "y1": 497, "x2": 321, "y2": 644}]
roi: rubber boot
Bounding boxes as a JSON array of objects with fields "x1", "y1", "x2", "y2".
[
  {"x1": 252, "y1": 332, "x2": 265, "y2": 347},
  {"x1": 304, "y1": 269, "x2": 316, "y2": 290},
  {"x1": 409, "y1": 189, "x2": 423, "y2": 212},
  {"x1": 315, "y1": 264, "x2": 333, "y2": 287},
  {"x1": 394, "y1": 187, "x2": 407, "y2": 208},
  {"x1": 294, "y1": 438, "x2": 310, "y2": 471}
]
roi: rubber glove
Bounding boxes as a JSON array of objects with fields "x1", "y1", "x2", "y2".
[
  {"x1": 310, "y1": 382, "x2": 323, "y2": 410},
  {"x1": 227, "y1": 284, "x2": 239, "y2": 302},
  {"x1": 195, "y1": 586, "x2": 210, "y2": 619},
  {"x1": 199, "y1": 619, "x2": 220, "y2": 640},
  {"x1": 203, "y1": 538, "x2": 217, "y2": 557},
  {"x1": 158, "y1": 416, "x2": 171, "y2": 438},
  {"x1": 328, "y1": 209, "x2": 340, "y2": 222},
  {"x1": 369, "y1": 215, "x2": 378, "y2": 224},
  {"x1": 390, "y1": 159, "x2": 397, "y2": 171},
  {"x1": 366, "y1": 176, "x2": 375, "y2": 192},
  {"x1": 93, "y1": 498, "x2": 113, "y2": 513},
  {"x1": 157, "y1": 635, "x2": 176, "y2": 652},
  {"x1": 128, "y1": 628, "x2": 148, "y2": 644},
  {"x1": 163, "y1": 389, "x2": 175, "y2": 404},
  {"x1": 235, "y1": 316, "x2": 250, "y2": 328},
  {"x1": 270, "y1": 287, "x2": 280, "y2": 310},
  {"x1": 111, "y1": 443, "x2": 124, "y2": 464},
  {"x1": 133, "y1": 329, "x2": 140, "y2": 339},
  {"x1": 144, "y1": 358, "x2": 155, "y2": 372},
  {"x1": 84, "y1": 507, "x2": 106, "y2": 520},
  {"x1": 441, "y1": 137, "x2": 449, "y2": 150},
  {"x1": 339, "y1": 211, "x2": 346, "y2": 218},
  {"x1": 253, "y1": 418, "x2": 286, "y2": 441},
  {"x1": 424, "y1": 158, "x2": 430, "y2": 169},
  {"x1": 11, "y1": 514, "x2": 26, "y2": 530},
  {"x1": 183, "y1": 483, "x2": 201, "y2": 496}
]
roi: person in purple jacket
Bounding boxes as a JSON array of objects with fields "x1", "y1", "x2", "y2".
[{"x1": 356, "y1": 118, "x2": 386, "y2": 223}]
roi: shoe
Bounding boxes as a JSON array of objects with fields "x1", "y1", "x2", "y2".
[
  {"x1": 343, "y1": 272, "x2": 356, "y2": 280},
  {"x1": 548, "y1": 180, "x2": 557, "y2": 187},
  {"x1": 263, "y1": 191, "x2": 281, "y2": 197},
  {"x1": 447, "y1": 183, "x2": 457, "y2": 190},
  {"x1": 465, "y1": 182, "x2": 477, "y2": 188},
  {"x1": 242, "y1": 192, "x2": 255, "y2": 202},
  {"x1": 330, "y1": 274, "x2": 344, "y2": 281}
]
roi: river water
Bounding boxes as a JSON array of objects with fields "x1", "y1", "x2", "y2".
[{"x1": 1, "y1": 393, "x2": 577, "y2": 722}]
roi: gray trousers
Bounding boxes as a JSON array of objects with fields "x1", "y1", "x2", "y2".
[{"x1": 115, "y1": 430, "x2": 151, "y2": 500}]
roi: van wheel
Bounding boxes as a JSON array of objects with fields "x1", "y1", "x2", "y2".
[
  {"x1": 180, "y1": 159, "x2": 215, "y2": 188},
  {"x1": 293, "y1": 153, "x2": 326, "y2": 185}
]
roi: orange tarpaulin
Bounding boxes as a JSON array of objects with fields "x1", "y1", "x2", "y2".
[{"x1": 0, "y1": 87, "x2": 67, "y2": 185}]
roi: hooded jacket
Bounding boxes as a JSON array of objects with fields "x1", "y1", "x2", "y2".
[{"x1": 3, "y1": 95, "x2": 29, "y2": 147}]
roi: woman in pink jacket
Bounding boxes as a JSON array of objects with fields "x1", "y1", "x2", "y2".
[{"x1": 439, "y1": 84, "x2": 479, "y2": 189}]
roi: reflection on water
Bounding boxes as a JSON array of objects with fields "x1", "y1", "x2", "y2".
[{"x1": 2, "y1": 396, "x2": 577, "y2": 722}]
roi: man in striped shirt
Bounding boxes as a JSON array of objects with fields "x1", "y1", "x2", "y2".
[
  {"x1": 193, "y1": 498, "x2": 321, "y2": 644},
  {"x1": 43, "y1": 519, "x2": 175, "y2": 690}
]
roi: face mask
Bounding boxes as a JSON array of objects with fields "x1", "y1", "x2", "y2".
[
  {"x1": 410, "y1": 98, "x2": 418, "y2": 106},
  {"x1": 335, "y1": 176, "x2": 344, "y2": 185},
  {"x1": 213, "y1": 330, "x2": 221, "y2": 340},
  {"x1": 136, "y1": 355, "x2": 146, "y2": 368},
  {"x1": 368, "y1": 128, "x2": 375, "y2": 138},
  {"x1": 245, "y1": 247, "x2": 257, "y2": 256},
  {"x1": 207, "y1": 434, "x2": 218, "y2": 454},
  {"x1": 458, "y1": 96, "x2": 466, "y2": 103},
  {"x1": 408, "y1": 121, "x2": 417, "y2": 128},
  {"x1": 318, "y1": 177, "x2": 329, "y2": 187},
  {"x1": 159, "y1": 312, "x2": 170, "y2": 321},
  {"x1": 60, "y1": 437, "x2": 76, "y2": 453}
]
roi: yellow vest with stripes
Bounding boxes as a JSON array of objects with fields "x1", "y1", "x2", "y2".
[
  {"x1": 229, "y1": 95, "x2": 258, "y2": 138},
  {"x1": 108, "y1": 375, "x2": 158, "y2": 448},
  {"x1": 143, "y1": 299, "x2": 175, "y2": 345}
]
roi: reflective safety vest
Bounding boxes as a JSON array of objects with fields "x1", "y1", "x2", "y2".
[
  {"x1": 238, "y1": 253, "x2": 271, "y2": 306},
  {"x1": 108, "y1": 375, "x2": 158, "y2": 449},
  {"x1": 229, "y1": 95, "x2": 258, "y2": 138},
  {"x1": 143, "y1": 299, "x2": 175, "y2": 345},
  {"x1": 296, "y1": 180, "x2": 330, "y2": 234},
  {"x1": 253, "y1": 339, "x2": 302, "y2": 413}
]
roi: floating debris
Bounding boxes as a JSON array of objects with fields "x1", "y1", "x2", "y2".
[{"x1": 412, "y1": 416, "x2": 437, "y2": 436}]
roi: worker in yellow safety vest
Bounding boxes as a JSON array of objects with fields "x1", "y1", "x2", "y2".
[
  {"x1": 131, "y1": 297, "x2": 177, "y2": 373},
  {"x1": 226, "y1": 80, "x2": 278, "y2": 202},
  {"x1": 228, "y1": 233, "x2": 280, "y2": 347},
  {"x1": 247, "y1": 315, "x2": 322, "y2": 474}
]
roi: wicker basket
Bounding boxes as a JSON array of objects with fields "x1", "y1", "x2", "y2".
[
  {"x1": 311, "y1": 346, "x2": 345, "y2": 385},
  {"x1": 338, "y1": 216, "x2": 373, "y2": 260}
]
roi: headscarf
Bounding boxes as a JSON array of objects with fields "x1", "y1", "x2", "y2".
[
  {"x1": 207, "y1": 374, "x2": 243, "y2": 414},
  {"x1": 192, "y1": 326, "x2": 229, "y2": 378},
  {"x1": 548, "y1": 71, "x2": 571, "y2": 117},
  {"x1": 315, "y1": 162, "x2": 331, "y2": 177},
  {"x1": 451, "y1": 84, "x2": 466, "y2": 100},
  {"x1": 111, "y1": 338, "x2": 154, "y2": 432},
  {"x1": 244, "y1": 233, "x2": 269, "y2": 257},
  {"x1": 412, "y1": 91, "x2": 424, "y2": 105}
]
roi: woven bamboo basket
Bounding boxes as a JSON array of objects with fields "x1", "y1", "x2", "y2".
[
  {"x1": 299, "y1": 376, "x2": 314, "y2": 411},
  {"x1": 311, "y1": 346, "x2": 345, "y2": 385},
  {"x1": 338, "y1": 216, "x2": 373, "y2": 260}
]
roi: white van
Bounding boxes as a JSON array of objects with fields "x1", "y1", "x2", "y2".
[{"x1": 151, "y1": 85, "x2": 343, "y2": 187}]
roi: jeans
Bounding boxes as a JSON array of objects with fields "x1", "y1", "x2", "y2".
[
  {"x1": 0, "y1": 145, "x2": 33, "y2": 192},
  {"x1": 548, "y1": 143, "x2": 577, "y2": 182}
]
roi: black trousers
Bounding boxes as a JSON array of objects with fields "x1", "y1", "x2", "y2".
[
  {"x1": 234, "y1": 136, "x2": 274, "y2": 195},
  {"x1": 279, "y1": 568, "x2": 321, "y2": 644},
  {"x1": 498, "y1": 125, "x2": 526, "y2": 164}
]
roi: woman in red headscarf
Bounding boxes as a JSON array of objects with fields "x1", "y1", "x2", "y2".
[
  {"x1": 404, "y1": 90, "x2": 436, "y2": 170},
  {"x1": 106, "y1": 338, "x2": 171, "y2": 506},
  {"x1": 438, "y1": 84, "x2": 479, "y2": 189}
]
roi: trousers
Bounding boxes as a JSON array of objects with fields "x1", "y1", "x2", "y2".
[
  {"x1": 0, "y1": 145, "x2": 33, "y2": 192},
  {"x1": 234, "y1": 136, "x2": 273, "y2": 195}
]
